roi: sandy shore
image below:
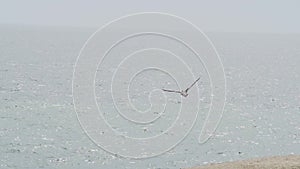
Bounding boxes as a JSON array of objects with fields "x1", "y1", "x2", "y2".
[{"x1": 186, "y1": 155, "x2": 300, "y2": 169}]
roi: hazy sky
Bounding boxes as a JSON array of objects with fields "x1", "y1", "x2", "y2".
[{"x1": 1, "y1": 0, "x2": 300, "y2": 33}]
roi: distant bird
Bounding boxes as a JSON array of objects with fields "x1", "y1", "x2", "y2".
[{"x1": 162, "y1": 77, "x2": 201, "y2": 97}]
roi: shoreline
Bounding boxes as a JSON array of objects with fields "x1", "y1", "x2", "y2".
[{"x1": 186, "y1": 155, "x2": 300, "y2": 169}]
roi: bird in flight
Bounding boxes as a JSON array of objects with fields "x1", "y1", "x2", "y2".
[{"x1": 162, "y1": 77, "x2": 201, "y2": 97}]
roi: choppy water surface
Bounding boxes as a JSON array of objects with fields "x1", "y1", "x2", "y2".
[{"x1": 0, "y1": 26, "x2": 299, "y2": 169}]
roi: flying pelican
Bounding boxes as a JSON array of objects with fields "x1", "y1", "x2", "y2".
[{"x1": 162, "y1": 77, "x2": 201, "y2": 97}]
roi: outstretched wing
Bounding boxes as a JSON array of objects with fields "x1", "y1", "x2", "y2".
[
  {"x1": 162, "y1": 89, "x2": 181, "y2": 94},
  {"x1": 185, "y1": 77, "x2": 201, "y2": 92}
]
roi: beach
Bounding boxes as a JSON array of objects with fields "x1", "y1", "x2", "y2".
[{"x1": 187, "y1": 155, "x2": 300, "y2": 169}]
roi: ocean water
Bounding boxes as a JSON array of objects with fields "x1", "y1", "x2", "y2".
[{"x1": 0, "y1": 26, "x2": 299, "y2": 169}]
